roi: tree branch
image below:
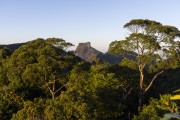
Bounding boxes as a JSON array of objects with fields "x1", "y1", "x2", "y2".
[
  {"x1": 45, "y1": 81, "x2": 53, "y2": 95},
  {"x1": 54, "y1": 83, "x2": 69, "y2": 95},
  {"x1": 144, "y1": 70, "x2": 164, "y2": 93},
  {"x1": 122, "y1": 87, "x2": 132, "y2": 100},
  {"x1": 47, "y1": 78, "x2": 61, "y2": 84}
]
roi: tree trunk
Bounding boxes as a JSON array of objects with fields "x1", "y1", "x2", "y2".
[
  {"x1": 138, "y1": 90, "x2": 143, "y2": 112},
  {"x1": 52, "y1": 93, "x2": 55, "y2": 99},
  {"x1": 138, "y1": 66, "x2": 144, "y2": 112}
]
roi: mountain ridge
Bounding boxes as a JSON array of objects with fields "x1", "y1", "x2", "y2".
[
  {"x1": 0, "y1": 41, "x2": 137, "y2": 64},
  {"x1": 75, "y1": 42, "x2": 137, "y2": 64}
]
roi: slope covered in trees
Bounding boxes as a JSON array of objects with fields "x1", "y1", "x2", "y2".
[{"x1": 0, "y1": 19, "x2": 180, "y2": 120}]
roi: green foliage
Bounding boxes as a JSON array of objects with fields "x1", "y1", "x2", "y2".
[
  {"x1": 0, "y1": 47, "x2": 11, "y2": 87},
  {"x1": 109, "y1": 19, "x2": 180, "y2": 112},
  {"x1": 45, "y1": 37, "x2": 74, "y2": 50},
  {"x1": 0, "y1": 92, "x2": 22, "y2": 120},
  {"x1": 12, "y1": 97, "x2": 71, "y2": 120},
  {"x1": 11, "y1": 98, "x2": 45, "y2": 120},
  {"x1": 44, "y1": 98, "x2": 69, "y2": 120},
  {"x1": 0, "y1": 47, "x2": 11, "y2": 56},
  {"x1": 3, "y1": 38, "x2": 79, "y2": 100},
  {"x1": 120, "y1": 58, "x2": 138, "y2": 70},
  {"x1": 0, "y1": 47, "x2": 11, "y2": 65},
  {"x1": 0, "y1": 21, "x2": 179, "y2": 119},
  {"x1": 60, "y1": 64, "x2": 128, "y2": 119},
  {"x1": 133, "y1": 105, "x2": 161, "y2": 120},
  {"x1": 110, "y1": 19, "x2": 180, "y2": 71},
  {"x1": 133, "y1": 94, "x2": 180, "y2": 120},
  {"x1": 0, "y1": 66, "x2": 9, "y2": 87}
]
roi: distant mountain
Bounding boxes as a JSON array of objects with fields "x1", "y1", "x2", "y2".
[
  {"x1": 1, "y1": 41, "x2": 137, "y2": 64},
  {"x1": 75, "y1": 42, "x2": 101, "y2": 62},
  {"x1": 0, "y1": 43, "x2": 25, "y2": 51},
  {"x1": 75, "y1": 42, "x2": 137, "y2": 64}
]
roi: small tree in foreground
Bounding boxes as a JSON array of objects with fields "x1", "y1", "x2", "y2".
[
  {"x1": 109, "y1": 19, "x2": 180, "y2": 111},
  {"x1": 133, "y1": 94, "x2": 180, "y2": 120}
]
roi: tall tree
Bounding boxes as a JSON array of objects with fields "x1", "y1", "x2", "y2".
[{"x1": 109, "y1": 19, "x2": 180, "y2": 111}]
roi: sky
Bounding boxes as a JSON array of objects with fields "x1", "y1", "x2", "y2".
[{"x1": 0, "y1": 0, "x2": 180, "y2": 52}]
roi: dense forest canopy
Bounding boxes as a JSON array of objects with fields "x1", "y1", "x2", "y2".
[{"x1": 0, "y1": 19, "x2": 180, "y2": 120}]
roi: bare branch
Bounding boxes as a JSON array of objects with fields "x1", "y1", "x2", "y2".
[
  {"x1": 45, "y1": 81, "x2": 53, "y2": 95},
  {"x1": 144, "y1": 70, "x2": 164, "y2": 93},
  {"x1": 47, "y1": 78, "x2": 61, "y2": 84},
  {"x1": 54, "y1": 83, "x2": 69, "y2": 95},
  {"x1": 124, "y1": 88, "x2": 132, "y2": 100}
]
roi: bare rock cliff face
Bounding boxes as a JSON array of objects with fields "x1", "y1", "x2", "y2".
[
  {"x1": 75, "y1": 42, "x2": 103, "y2": 62},
  {"x1": 75, "y1": 42, "x2": 125, "y2": 64}
]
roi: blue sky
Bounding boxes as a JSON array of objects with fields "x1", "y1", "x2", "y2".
[{"x1": 0, "y1": 0, "x2": 180, "y2": 52}]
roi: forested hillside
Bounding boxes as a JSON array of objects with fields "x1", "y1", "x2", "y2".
[{"x1": 0, "y1": 19, "x2": 180, "y2": 120}]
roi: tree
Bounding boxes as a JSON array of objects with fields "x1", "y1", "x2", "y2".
[
  {"x1": 133, "y1": 94, "x2": 180, "y2": 120},
  {"x1": 6, "y1": 38, "x2": 78, "y2": 100},
  {"x1": 42, "y1": 38, "x2": 80, "y2": 99},
  {"x1": 11, "y1": 98, "x2": 45, "y2": 120},
  {"x1": 0, "y1": 47, "x2": 11, "y2": 87},
  {"x1": 44, "y1": 98, "x2": 69, "y2": 120},
  {"x1": 45, "y1": 37, "x2": 74, "y2": 50},
  {"x1": 0, "y1": 91, "x2": 22, "y2": 120},
  {"x1": 59, "y1": 63, "x2": 130, "y2": 119},
  {"x1": 109, "y1": 19, "x2": 180, "y2": 111},
  {"x1": 0, "y1": 47, "x2": 11, "y2": 66}
]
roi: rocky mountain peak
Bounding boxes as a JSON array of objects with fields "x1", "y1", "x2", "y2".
[
  {"x1": 78, "y1": 42, "x2": 91, "y2": 48},
  {"x1": 75, "y1": 42, "x2": 137, "y2": 64},
  {"x1": 75, "y1": 42, "x2": 102, "y2": 62}
]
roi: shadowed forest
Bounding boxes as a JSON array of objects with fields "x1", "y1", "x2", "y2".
[{"x1": 0, "y1": 19, "x2": 180, "y2": 120}]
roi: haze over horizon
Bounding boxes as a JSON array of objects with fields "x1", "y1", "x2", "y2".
[{"x1": 1, "y1": 0, "x2": 180, "y2": 52}]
